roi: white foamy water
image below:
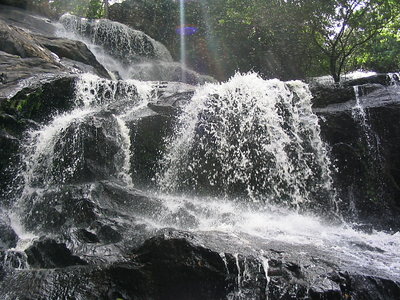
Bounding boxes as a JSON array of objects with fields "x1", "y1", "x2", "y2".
[
  {"x1": 150, "y1": 192, "x2": 400, "y2": 278},
  {"x1": 158, "y1": 73, "x2": 334, "y2": 210},
  {"x1": 15, "y1": 73, "x2": 154, "y2": 208},
  {"x1": 57, "y1": 14, "x2": 173, "y2": 80}
]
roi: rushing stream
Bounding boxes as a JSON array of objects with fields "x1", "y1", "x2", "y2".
[
  {"x1": 6, "y1": 70, "x2": 400, "y2": 282},
  {"x1": 1, "y1": 11, "x2": 399, "y2": 300}
]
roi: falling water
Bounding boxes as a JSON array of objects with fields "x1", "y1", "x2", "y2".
[
  {"x1": 58, "y1": 14, "x2": 173, "y2": 79},
  {"x1": 14, "y1": 74, "x2": 153, "y2": 221},
  {"x1": 158, "y1": 73, "x2": 334, "y2": 211},
  {"x1": 2, "y1": 9, "x2": 400, "y2": 298},
  {"x1": 351, "y1": 85, "x2": 382, "y2": 158}
]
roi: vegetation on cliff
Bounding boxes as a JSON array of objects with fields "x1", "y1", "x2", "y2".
[{"x1": 3, "y1": 0, "x2": 398, "y2": 82}]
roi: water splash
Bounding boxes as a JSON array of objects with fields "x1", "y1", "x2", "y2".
[
  {"x1": 14, "y1": 74, "x2": 153, "y2": 219},
  {"x1": 147, "y1": 192, "x2": 400, "y2": 278},
  {"x1": 157, "y1": 73, "x2": 334, "y2": 210}
]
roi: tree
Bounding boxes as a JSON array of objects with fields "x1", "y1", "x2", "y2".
[
  {"x1": 50, "y1": 0, "x2": 110, "y2": 18},
  {"x1": 309, "y1": 0, "x2": 398, "y2": 83}
]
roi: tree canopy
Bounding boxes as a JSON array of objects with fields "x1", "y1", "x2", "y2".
[{"x1": 17, "y1": 0, "x2": 400, "y2": 82}]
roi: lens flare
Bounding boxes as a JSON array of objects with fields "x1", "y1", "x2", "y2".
[{"x1": 176, "y1": 25, "x2": 199, "y2": 36}]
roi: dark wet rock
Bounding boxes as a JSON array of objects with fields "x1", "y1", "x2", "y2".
[
  {"x1": 1, "y1": 230, "x2": 399, "y2": 299},
  {"x1": 97, "y1": 180, "x2": 164, "y2": 215},
  {"x1": 343, "y1": 73, "x2": 393, "y2": 87},
  {"x1": 148, "y1": 81, "x2": 196, "y2": 115},
  {"x1": 0, "y1": 128, "x2": 19, "y2": 199},
  {"x1": 25, "y1": 238, "x2": 87, "y2": 269},
  {"x1": 0, "y1": 262, "x2": 152, "y2": 299},
  {"x1": 97, "y1": 224, "x2": 123, "y2": 244},
  {"x1": 0, "y1": 76, "x2": 76, "y2": 122},
  {"x1": 50, "y1": 115, "x2": 121, "y2": 184},
  {"x1": 316, "y1": 84, "x2": 400, "y2": 230},
  {"x1": 128, "y1": 113, "x2": 173, "y2": 187},
  {"x1": 0, "y1": 19, "x2": 56, "y2": 62},
  {"x1": 74, "y1": 228, "x2": 100, "y2": 244},
  {"x1": 310, "y1": 84, "x2": 356, "y2": 108},
  {"x1": 20, "y1": 180, "x2": 161, "y2": 246},
  {"x1": 342, "y1": 274, "x2": 400, "y2": 300},
  {"x1": 0, "y1": 215, "x2": 17, "y2": 249},
  {"x1": 0, "y1": 51, "x2": 69, "y2": 101},
  {"x1": 310, "y1": 73, "x2": 395, "y2": 108},
  {"x1": 133, "y1": 235, "x2": 229, "y2": 300},
  {"x1": 33, "y1": 35, "x2": 110, "y2": 79},
  {"x1": 22, "y1": 185, "x2": 98, "y2": 233},
  {"x1": 124, "y1": 81, "x2": 196, "y2": 187}
]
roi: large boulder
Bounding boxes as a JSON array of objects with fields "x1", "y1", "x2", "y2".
[
  {"x1": 33, "y1": 34, "x2": 110, "y2": 79},
  {"x1": 25, "y1": 238, "x2": 87, "y2": 269},
  {"x1": 0, "y1": 5, "x2": 110, "y2": 99},
  {"x1": 310, "y1": 73, "x2": 397, "y2": 108},
  {"x1": 0, "y1": 19, "x2": 56, "y2": 61},
  {"x1": 0, "y1": 230, "x2": 399, "y2": 299},
  {"x1": 0, "y1": 76, "x2": 76, "y2": 122},
  {"x1": 315, "y1": 81, "x2": 400, "y2": 230},
  {"x1": 127, "y1": 81, "x2": 195, "y2": 187}
]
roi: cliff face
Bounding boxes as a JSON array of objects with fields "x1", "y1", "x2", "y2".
[{"x1": 312, "y1": 76, "x2": 400, "y2": 230}]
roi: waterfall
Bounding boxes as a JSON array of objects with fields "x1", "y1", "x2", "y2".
[
  {"x1": 15, "y1": 74, "x2": 153, "y2": 218},
  {"x1": 157, "y1": 73, "x2": 334, "y2": 211},
  {"x1": 59, "y1": 14, "x2": 173, "y2": 67},
  {"x1": 351, "y1": 85, "x2": 379, "y2": 151},
  {"x1": 2, "y1": 7, "x2": 400, "y2": 298}
]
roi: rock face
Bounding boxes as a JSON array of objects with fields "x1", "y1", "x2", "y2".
[
  {"x1": 1, "y1": 228, "x2": 400, "y2": 299},
  {"x1": 33, "y1": 34, "x2": 110, "y2": 78},
  {"x1": 0, "y1": 4, "x2": 110, "y2": 102},
  {"x1": 313, "y1": 77, "x2": 400, "y2": 229}
]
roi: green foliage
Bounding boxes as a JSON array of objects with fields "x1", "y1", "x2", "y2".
[
  {"x1": 308, "y1": 0, "x2": 399, "y2": 82},
  {"x1": 351, "y1": 19, "x2": 400, "y2": 72},
  {"x1": 183, "y1": 0, "x2": 326, "y2": 80},
  {"x1": 31, "y1": 0, "x2": 400, "y2": 81},
  {"x1": 49, "y1": 0, "x2": 107, "y2": 18}
]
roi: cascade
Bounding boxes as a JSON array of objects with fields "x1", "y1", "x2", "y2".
[
  {"x1": 351, "y1": 85, "x2": 381, "y2": 153},
  {"x1": 57, "y1": 14, "x2": 210, "y2": 84},
  {"x1": 157, "y1": 73, "x2": 334, "y2": 211},
  {"x1": 1, "y1": 9, "x2": 400, "y2": 298},
  {"x1": 11, "y1": 74, "x2": 153, "y2": 233},
  {"x1": 59, "y1": 14, "x2": 173, "y2": 71}
]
